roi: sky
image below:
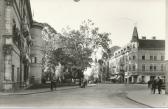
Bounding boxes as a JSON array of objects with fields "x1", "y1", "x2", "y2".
[{"x1": 30, "y1": 0, "x2": 165, "y2": 47}]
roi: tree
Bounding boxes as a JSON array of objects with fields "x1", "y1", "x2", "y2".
[
  {"x1": 60, "y1": 19, "x2": 112, "y2": 80},
  {"x1": 41, "y1": 23, "x2": 62, "y2": 82},
  {"x1": 41, "y1": 20, "x2": 112, "y2": 82}
]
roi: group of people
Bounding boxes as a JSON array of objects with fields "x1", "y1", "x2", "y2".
[{"x1": 148, "y1": 77, "x2": 163, "y2": 94}]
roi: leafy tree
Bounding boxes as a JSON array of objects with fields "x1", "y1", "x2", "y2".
[
  {"x1": 59, "y1": 20, "x2": 112, "y2": 80},
  {"x1": 41, "y1": 20, "x2": 112, "y2": 82}
]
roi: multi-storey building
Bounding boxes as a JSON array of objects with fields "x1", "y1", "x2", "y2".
[
  {"x1": 109, "y1": 26, "x2": 165, "y2": 83},
  {"x1": 0, "y1": 0, "x2": 33, "y2": 91}
]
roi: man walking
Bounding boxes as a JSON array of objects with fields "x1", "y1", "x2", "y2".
[
  {"x1": 151, "y1": 78, "x2": 157, "y2": 94},
  {"x1": 50, "y1": 73, "x2": 54, "y2": 91},
  {"x1": 157, "y1": 77, "x2": 163, "y2": 94}
]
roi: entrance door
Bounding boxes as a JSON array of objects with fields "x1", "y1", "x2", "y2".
[
  {"x1": 134, "y1": 76, "x2": 138, "y2": 83},
  {"x1": 142, "y1": 76, "x2": 145, "y2": 82},
  {"x1": 129, "y1": 77, "x2": 132, "y2": 83},
  {"x1": 12, "y1": 65, "x2": 15, "y2": 81}
]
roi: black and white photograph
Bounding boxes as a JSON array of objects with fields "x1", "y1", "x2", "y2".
[{"x1": 0, "y1": 0, "x2": 167, "y2": 108}]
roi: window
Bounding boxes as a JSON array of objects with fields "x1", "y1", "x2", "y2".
[
  {"x1": 31, "y1": 57, "x2": 37, "y2": 63},
  {"x1": 31, "y1": 57, "x2": 35, "y2": 63},
  {"x1": 142, "y1": 64, "x2": 145, "y2": 71},
  {"x1": 142, "y1": 55, "x2": 145, "y2": 60},
  {"x1": 17, "y1": 67, "x2": 20, "y2": 81},
  {"x1": 150, "y1": 56, "x2": 153, "y2": 61},
  {"x1": 133, "y1": 65, "x2": 136, "y2": 71},
  {"x1": 154, "y1": 56, "x2": 157, "y2": 61},
  {"x1": 154, "y1": 65, "x2": 157, "y2": 71},
  {"x1": 133, "y1": 56, "x2": 136, "y2": 60},
  {"x1": 161, "y1": 56, "x2": 164, "y2": 61},
  {"x1": 150, "y1": 65, "x2": 153, "y2": 71},
  {"x1": 161, "y1": 64, "x2": 164, "y2": 71},
  {"x1": 35, "y1": 57, "x2": 37, "y2": 63},
  {"x1": 125, "y1": 66, "x2": 128, "y2": 71},
  {"x1": 12, "y1": 65, "x2": 15, "y2": 81},
  {"x1": 129, "y1": 65, "x2": 131, "y2": 71}
]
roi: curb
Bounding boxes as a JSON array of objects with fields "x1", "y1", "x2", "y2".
[
  {"x1": 0, "y1": 84, "x2": 96, "y2": 96},
  {"x1": 126, "y1": 95, "x2": 153, "y2": 108},
  {"x1": 0, "y1": 86, "x2": 79, "y2": 96}
]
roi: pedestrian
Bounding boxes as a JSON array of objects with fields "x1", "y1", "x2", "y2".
[
  {"x1": 147, "y1": 80, "x2": 151, "y2": 88},
  {"x1": 83, "y1": 78, "x2": 87, "y2": 88},
  {"x1": 52, "y1": 75, "x2": 57, "y2": 91},
  {"x1": 50, "y1": 73, "x2": 57, "y2": 91},
  {"x1": 50, "y1": 74, "x2": 54, "y2": 91},
  {"x1": 151, "y1": 78, "x2": 157, "y2": 94},
  {"x1": 157, "y1": 77, "x2": 163, "y2": 94}
]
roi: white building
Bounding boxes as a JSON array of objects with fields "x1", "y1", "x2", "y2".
[{"x1": 110, "y1": 27, "x2": 165, "y2": 83}]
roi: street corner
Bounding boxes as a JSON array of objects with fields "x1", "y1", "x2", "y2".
[{"x1": 126, "y1": 90, "x2": 168, "y2": 108}]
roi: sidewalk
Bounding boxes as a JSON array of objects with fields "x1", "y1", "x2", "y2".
[
  {"x1": 127, "y1": 89, "x2": 168, "y2": 108},
  {"x1": 0, "y1": 84, "x2": 96, "y2": 96}
]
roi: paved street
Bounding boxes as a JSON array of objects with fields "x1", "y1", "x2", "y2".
[{"x1": 0, "y1": 84, "x2": 150, "y2": 108}]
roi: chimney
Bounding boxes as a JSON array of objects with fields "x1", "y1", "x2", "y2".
[
  {"x1": 152, "y1": 36, "x2": 156, "y2": 40},
  {"x1": 142, "y1": 36, "x2": 146, "y2": 40}
]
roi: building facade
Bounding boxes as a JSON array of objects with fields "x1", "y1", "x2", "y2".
[
  {"x1": 110, "y1": 27, "x2": 165, "y2": 83},
  {"x1": 30, "y1": 22, "x2": 45, "y2": 84},
  {"x1": 0, "y1": 0, "x2": 33, "y2": 91}
]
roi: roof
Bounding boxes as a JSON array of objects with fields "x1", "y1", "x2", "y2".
[
  {"x1": 32, "y1": 21, "x2": 44, "y2": 29},
  {"x1": 138, "y1": 39, "x2": 165, "y2": 50}
]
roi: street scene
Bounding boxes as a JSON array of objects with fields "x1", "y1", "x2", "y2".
[
  {"x1": 0, "y1": 0, "x2": 168, "y2": 108},
  {"x1": 0, "y1": 84, "x2": 150, "y2": 107}
]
